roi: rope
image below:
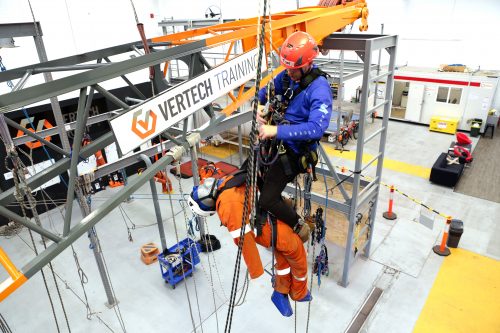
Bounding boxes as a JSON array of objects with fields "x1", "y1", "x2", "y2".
[
  {"x1": 166, "y1": 188, "x2": 198, "y2": 332},
  {"x1": 128, "y1": 0, "x2": 154, "y2": 81},
  {"x1": 223, "y1": 0, "x2": 268, "y2": 330},
  {"x1": 89, "y1": 227, "x2": 128, "y2": 332},
  {"x1": 13, "y1": 229, "x2": 118, "y2": 332},
  {"x1": 4, "y1": 149, "x2": 65, "y2": 333},
  {"x1": 0, "y1": 314, "x2": 13, "y2": 333},
  {"x1": 330, "y1": 164, "x2": 451, "y2": 219},
  {"x1": 37, "y1": 186, "x2": 101, "y2": 323}
]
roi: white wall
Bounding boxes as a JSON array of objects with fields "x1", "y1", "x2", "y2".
[{"x1": 1, "y1": 0, "x2": 499, "y2": 105}]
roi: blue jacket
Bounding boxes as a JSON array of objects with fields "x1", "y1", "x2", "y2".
[{"x1": 258, "y1": 67, "x2": 333, "y2": 154}]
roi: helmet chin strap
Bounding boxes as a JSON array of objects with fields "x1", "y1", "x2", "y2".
[{"x1": 299, "y1": 64, "x2": 313, "y2": 80}]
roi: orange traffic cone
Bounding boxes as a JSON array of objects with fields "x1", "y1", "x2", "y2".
[{"x1": 95, "y1": 150, "x2": 106, "y2": 167}]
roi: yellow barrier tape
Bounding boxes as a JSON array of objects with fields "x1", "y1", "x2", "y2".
[{"x1": 328, "y1": 164, "x2": 451, "y2": 220}]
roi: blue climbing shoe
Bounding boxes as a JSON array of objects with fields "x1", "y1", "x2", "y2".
[
  {"x1": 297, "y1": 290, "x2": 313, "y2": 302},
  {"x1": 271, "y1": 291, "x2": 293, "y2": 317}
]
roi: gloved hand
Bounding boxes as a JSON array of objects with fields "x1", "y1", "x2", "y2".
[{"x1": 294, "y1": 221, "x2": 310, "y2": 243}]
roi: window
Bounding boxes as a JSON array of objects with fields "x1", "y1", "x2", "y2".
[
  {"x1": 449, "y1": 88, "x2": 461, "y2": 104},
  {"x1": 436, "y1": 86, "x2": 462, "y2": 104}
]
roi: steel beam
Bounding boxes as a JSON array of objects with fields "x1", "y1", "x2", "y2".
[
  {"x1": 0, "y1": 40, "x2": 207, "y2": 113},
  {"x1": 21, "y1": 134, "x2": 198, "y2": 279},
  {"x1": 284, "y1": 184, "x2": 351, "y2": 214},
  {"x1": 341, "y1": 39, "x2": 374, "y2": 287},
  {"x1": 0, "y1": 206, "x2": 61, "y2": 243},
  {"x1": 138, "y1": 154, "x2": 167, "y2": 250},
  {"x1": 3, "y1": 116, "x2": 70, "y2": 157},
  {"x1": 12, "y1": 111, "x2": 116, "y2": 146},
  {"x1": 94, "y1": 84, "x2": 130, "y2": 110},
  {"x1": 32, "y1": 63, "x2": 110, "y2": 74},
  {"x1": 0, "y1": 41, "x2": 140, "y2": 82},
  {"x1": 63, "y1": 88, "x2": 91, "y2": 236},
  {"x1": 94, "y1": 111, "x2": 251, "y2": 179},
  {"x1": 0, "y1": 22, "x2": 42, "y2": 38},
  {"x1": 0, "y1": 132, "x2": 114, "y2": 206},
  {"x1": 364, "y1": 42, "x2": 398, "y2": 257},
  {"x1": 322, "y1": 34, "x2": 397, "y2": 52}
]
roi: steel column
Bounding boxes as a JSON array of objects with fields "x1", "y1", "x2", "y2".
[
  {"x1": 190, "y1": 144, "x2": 206, "y2": 236},
  {"x1": 138, "y1": 154, "x2": 167, "y2": 250},
  {"x1": 364, "y1": 41, "x2": 398, "y2": 257},
  {"x1": 33, "y1": 32, "x2": 71, "y2": 152},
  {"x1": 62, "y1": 88, "x2": 91, "y2": 236},
  {"x1": 341, "y1": 40, "x2": 373, "y2": 287}
]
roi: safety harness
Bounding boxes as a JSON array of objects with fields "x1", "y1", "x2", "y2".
[
  {"x1": 266, "y1": 68, "x2": 328, "y2": 179},
  {"x1": 282, "y1": 67, "x2": 329, "y2": 103}
]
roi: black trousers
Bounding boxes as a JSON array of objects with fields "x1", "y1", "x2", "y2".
[{"x1": 259, "y1": 153, "x2": 300, "y2": 229}]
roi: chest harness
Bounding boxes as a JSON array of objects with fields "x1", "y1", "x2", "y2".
[{"x1": 260, "y1": 68, "x2": 329, "y2": 180}]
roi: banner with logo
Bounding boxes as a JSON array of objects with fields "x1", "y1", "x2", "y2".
[{"x1": 110, "y1": 48, "x2": 265, "y2": 154}]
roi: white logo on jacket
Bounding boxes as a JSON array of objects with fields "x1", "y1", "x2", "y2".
[{"x1": 318, "y1": 103, "x2": 328, "y2": 115}]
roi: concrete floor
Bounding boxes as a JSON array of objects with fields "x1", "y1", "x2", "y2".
[{"x1": 1, "y1": 119, "x2": 498, "y2": 332}]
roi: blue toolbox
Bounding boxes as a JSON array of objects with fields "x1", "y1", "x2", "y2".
[{"x1": 158, "y1": 238, "x2": 201, "y2": 289}]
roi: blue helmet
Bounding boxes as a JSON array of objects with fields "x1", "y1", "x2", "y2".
[{"x1": 188, "y1": 178, "x2": 218, "y2": 217}]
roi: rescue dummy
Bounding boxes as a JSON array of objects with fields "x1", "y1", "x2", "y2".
[{"x1": 187, "y1": 165, "x2": 312, "y2": 317}]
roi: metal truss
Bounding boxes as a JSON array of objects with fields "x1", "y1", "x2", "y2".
[{"x1": 0, "y1": 3, "x2": 385, "y2": 301}]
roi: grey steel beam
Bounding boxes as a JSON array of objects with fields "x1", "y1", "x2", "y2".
[
  {"x1": 357, "y1": 184, "x2": 379, "y2": 211},
  {"x1": 0, "y1": 132, "x2": 114, "y2": 206},
  {"x1": 94, "y1": 84, "x2": 130, "y2": 110},
  {"x1": 372, "y1": 35, "x2": 399, "y2": 52},
  {"x1": 189, "y1": 144, "x2": 206, "y2": 236},
  {"x1": 318, "y1": 144, "x2": 350, "y2": 202},
  {"x1": 138, "y1": 154, "x2": 167, "y2": 250},
  {"x1": 103, "y1": 57, "x2": 147, "y2": 100},
  {"x1": 0, "y1": 206, "x2": 61, "y2": 243},
  {"x1": 33, "y1": 31, "x2": 71, "y2": 152},
  {"x1": 31, "y1": 63, "x2": 110, "y2": 74},
  {"x1": 0, "y1": 22, "x2": 42, "y2": 38},
  {"x1": 314, "y1": 165, "x2": 370, "y2": 188},
  {"x1": 3, "y1": 116, "x2": 70, "y2": 157},
  {"x1": 158, "y1": 18, "x2": 235, "y2": 28},
  {"x1": 322, "y1": 34, "x2": 396, "y2": 52},
  {"x1": 13, "y1": 111, "x2": 116, "y2": 146},
  {"x1": 284, "y1": 184, "x2": 351, "y2": 214},
  {"x1": 94, "y1": 111, "x2": 251, "y2": 178},
  {"x1": 63, "y1": 88, "x2": 92, "y2": 236},
  {"x1": 341, "y1": 39, "x2": 373, "y2": 287},
  {"x1": 365, "y1": 42, "x2": 398, "y2": 257},
  {"x1": 12, "y1": 70, "x2": 32, "y2": 92},
  {"x1": 0, "y1": 41, "x2": 141, "y2": 82},
  {"x1": 21, "y1": 134, "x2": 198, "y2": 279},
  {"x1": 0, "y1": 40, "x2": 207, "y2": 113}
]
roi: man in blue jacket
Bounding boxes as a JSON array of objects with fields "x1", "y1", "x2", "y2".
[{"x1": 257, "y1": 31, "x2": 333, "y2": 232}]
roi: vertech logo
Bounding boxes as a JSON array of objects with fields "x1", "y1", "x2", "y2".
[
  {"x1": 131, "y1": 109, "x2": 157, "y2": 139},
  {"x1": 16, "y1": 117, "x2": 54, "y2": 149}
]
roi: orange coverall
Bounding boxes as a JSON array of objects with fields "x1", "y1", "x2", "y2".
[{"x1": 215, "y1": 183, "x2": 308, "y2": 301}]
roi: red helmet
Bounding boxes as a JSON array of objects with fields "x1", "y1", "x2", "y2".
[{"x1": 280, "y1": 31, "x2": 319, "y2": 69}]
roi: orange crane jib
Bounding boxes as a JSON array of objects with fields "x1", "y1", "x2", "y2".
[{"x1": 150, "y1": 1, "x2": 368, "y2": 117}]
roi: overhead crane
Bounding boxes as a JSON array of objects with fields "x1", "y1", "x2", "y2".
[{"x1": 0, "y1": 1, "x2": 369, "y2": 301}]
